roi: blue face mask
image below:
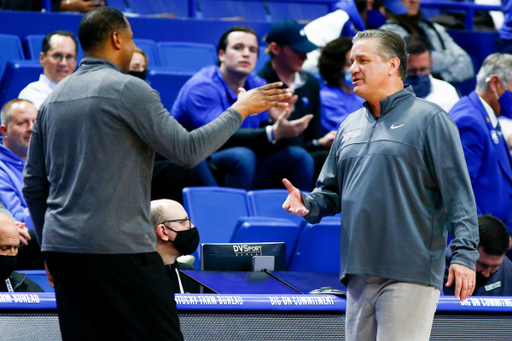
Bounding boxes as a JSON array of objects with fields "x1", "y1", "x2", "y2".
[
  {"x1": 342, "y1": 70, "x2": 353, "y2": 88},
  {"x1": 404, "y1": 74, "x2": 432, "y2": 98},
  {"x1": 498, "y1": 90, "x2": 512, "y2": 119}
]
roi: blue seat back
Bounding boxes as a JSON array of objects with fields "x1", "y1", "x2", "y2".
[
  {"x1": 182, "y1": 187, "x2": 252, "y2": 267},
  {"x1": 0, "y1": 60, "x2": 43, "y2": 109},
  {"x1": 289, "y1": 220, "x2": 341, "y2": 272},
  {"x1": 230, "y1": 217, "x2": 300, "y2": 265},
  {"x1": 248, "y1": 189, "x2": 306, "y2": 227},
  {"x1": 0, "y1": 34, "x2": 24, "y2": 82},
  {"x1": 116, "y1": 0, "x2": 189, "y2": 16},
  {"x1": 198, "y1": 0, "x2": 268, "y2": 21},
  {"x1": 157, "y1": 42, "x2": 217, "y2": 72},
  {"x1": 254, "y1": 46, "x2": 270, "y2": 74},
  {"x1": 24, "y1": 34, "x2": 84, "y2": 64},
  {"x1": 133, "y1": 38, "x2": 160, "y2": 67},
  {"x1": 267, "y1": 3, "x2": 330, "y2": 22},
  {"x1": 146, "y1": 69, "x2": 193, "y2": 111}
]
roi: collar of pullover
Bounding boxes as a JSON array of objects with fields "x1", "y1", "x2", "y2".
[
  {"x1": 78, "y1": 58, "x2": 124, "y2": 73},
  {"x1": 363, "y1": 86, "x2": 415, "y2": 119}
]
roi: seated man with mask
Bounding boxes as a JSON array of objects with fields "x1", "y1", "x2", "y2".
[
  {"x1": 404, "y1": 35, "x2": 459, "y2": 113},
  {"x1": 150, "y1": 199, "x2": 200, "y2": 294},
  {"x1": 0, "y1": 213, "x2": 43, "y2": 292},
  {"x1": 317, "y1": 37, "x2": 364, "y2": 134}
]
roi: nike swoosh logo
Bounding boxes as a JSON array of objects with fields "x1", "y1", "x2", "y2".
[{"x1": 391, "y1": 124, "x2": 404, "y2": 129}]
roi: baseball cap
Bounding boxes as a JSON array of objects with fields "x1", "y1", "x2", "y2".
[
  {"x1": 381, "y1": 0, "x2": 408, "y2": 15},
  {"x1": 265, "y1": 19, "x2": 318, "y2": 54}
]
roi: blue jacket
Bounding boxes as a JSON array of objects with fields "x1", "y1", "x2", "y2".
[
  {"x1": 449, "y1": 91, "x2": 512, "y2": 234},
  {"x1": 0, "y1": 144, "x2": 33, "y2": 228}
]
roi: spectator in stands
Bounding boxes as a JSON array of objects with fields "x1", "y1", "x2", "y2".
[
  {"x1": 283, "y1": 29, "x2": 478, "y2": 341},
  {"x1": 19, "y1": 30, "x2": 78, "y2": 109},
  {"x1": 128, "y1": 47, "x2": 148, "y2": 80},
  {"x1": 449, "y1": 53, "x2": 512, "y2": 236},
  {"x1": 317, "y1": 37, "x2": 364, "y2": 134},
  {"x1": 380, "y1": 0, "x2": 474, "y2": 84},
  {"x1": 445, "y1": 215, "x2": 512, "y2": 296},
  {"x1": 0, "y1": 99, "x2": 37, "y2": 229},
  {"x1": 259, "y1": 19, "x2": 337, "y2": 179},
  {"x1": 0, "y1": 213, "x2": 43, "y2": 292},
  {"x1": 151, "y1": 199, "x2": 200, "y2": 294},
  {"x1": 172, "y1": 26, "x2": 314, "y2": 191},
  {"x1": 23, "y1": 7, "x2": 291, "y2": 341},
  {"x1": 404, "y1": 35, "x2": 459, "y2": 112},
  {"x1": 498, "y1": 0, "x2": 512, "y2": 54},
  {"x1": 303, "y1": 0, "x2": 408, "y2": 73}
]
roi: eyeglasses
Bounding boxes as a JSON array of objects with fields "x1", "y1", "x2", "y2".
[
  {"x1": 406, "y1": 67, "x2": 431, "y2": 76},
  {"x1": 161, "y1": 218, "x2": 192, "y2": 230},
  {"x1": 49, "y1": 53, "x2": 76, "y2": 63}
]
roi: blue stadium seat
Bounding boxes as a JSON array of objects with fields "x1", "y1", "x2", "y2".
[
  {"x1": 230, "y1": 217, "x2": 300, "y2": 265},
  {"x1": 182, "y1": 187, "x2": 252, "y2": 268},
  {"x1": 0, "y1": 60, "x2": 43, "y2": 109},
  {"x1": 289, "y1": 220, "x2": 341, "y2": 272},
  {"x1": 157, "y1": 42, "x2": 217, "y2": 72},
  {"x1": 267, "y1": 3, "x2": 330, "y2": 22},
  {"x1": 21, "y1": 270, "x2": 54, "y2": 293},
  {"x1": 146, "y1": 69, "x2": 193, "y2": 111},
  {"x1": 247, "y1": 189, "x2": 306, "y2": 227},
  {"x1": 24, "y1": 34, "x2": 84, "y2": 63},
  {"x1": 254, "y1": 46, "x2": 270, "y2": 74},
  {"x1": 113, "y1": 0, "x2": 189, "y2": 16},
  {"x1": 198, "y1": 0, "x2": 268, "y2": 21},
  {"x1": 0, "y1": 34, "x2": 25, "y2": 82},
  {"x1": 133, "y1": 38, "x2": 160, "y2": 67}
]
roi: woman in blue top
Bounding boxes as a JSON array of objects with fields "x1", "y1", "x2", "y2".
[{"x1": 318, "y1": 37, "x2": 364, "y2": 134}]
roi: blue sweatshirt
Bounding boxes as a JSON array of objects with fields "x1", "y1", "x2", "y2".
[{"x1": 0, "y1": 144, "x2": 33, "y2": 228}]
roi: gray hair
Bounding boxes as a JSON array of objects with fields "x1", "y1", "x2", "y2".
[
  {"x1": 352, "y1": 29, "x2": 408, "y2": 80},
  {"x1": 476, "y1": 53, "x2": 512, "y2": 92},
  {"x1": 1, "y1": 99, "x2": 33, "y2": 128}
]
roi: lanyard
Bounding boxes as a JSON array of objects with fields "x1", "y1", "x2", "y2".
[
  {"x1": 5, "y1": 278, "x2": 14, "y2": 293},
  {"x1": 175, "y1": 268, "x2": 184, "y2": 294}
]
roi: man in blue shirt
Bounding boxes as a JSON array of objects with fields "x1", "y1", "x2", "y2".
[
  {"x1": 172, "y1": 26, "x2": 314, "y2": 190},
  {"x1": 449, "y1": 53, "x2": 512, "y2": 236},
  {"x1": 445, "y1": 215, "x2": 512, "y2": 296}
]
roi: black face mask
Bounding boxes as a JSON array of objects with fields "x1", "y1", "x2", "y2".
[
  {"x1": 169, "y1": 227, "x2": 200, "y2": 256},
  {"x1": 128, "y1": 69, "x2": 148, "y2": 81},
  {"x1": 475, "y1": 272, "x2": 490, "y2": 289},
  {"x1": 0, "y1": 255, "x2": 17, "y2": 281}
]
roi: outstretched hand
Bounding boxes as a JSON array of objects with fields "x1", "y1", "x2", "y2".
[
  {"x1": 282, "y1": 178, "x2": 309, "y2": 216},
  {"x1": 232, "y1": 82, "x2": 292, "y2": 119},
  {"x1": 445, "y1": 263, "x2": 475, "y2": 302}
]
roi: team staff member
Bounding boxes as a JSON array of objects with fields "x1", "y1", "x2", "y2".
[
  {"x1": 22, "y1": 7, "x2": 291, "y2": 341},
  {"x1": 282, "y1": 29, "x2": 479, "y2": 341}
]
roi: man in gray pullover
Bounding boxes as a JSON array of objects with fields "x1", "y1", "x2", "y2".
[
  {"x1": 22, "y1": 7, "x2": 291, "y2": 341},
  {"x1": 283, "y1": 29, "x2": 479, "y2": 341}
]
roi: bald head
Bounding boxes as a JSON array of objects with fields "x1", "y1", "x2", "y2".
[
  {"x1": 0, "y1": 213, "x2": 19, "y2": 256},
  {"x1": 150, "y1": 199, "x2": 188, "y2": 228}
]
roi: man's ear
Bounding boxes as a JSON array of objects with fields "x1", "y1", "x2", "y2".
[
  {"x1": 218, "y1": 49, "x2": 226, "y2": 64},
  {"x1": 111, "y1": 31, "x2": 122, "y2": 50},
  {"x1": 488, "y1": 74, "x2": 501, "y2": 93},
  {"x1": 388, "y1": 56, "x2": 400, "y2": 76},
  {"x1": 156, "y1": 224, "x2": 169, "y2": 241},
  {"x1": 0, "y1": 125, "x2": 8, "y2": 140},
  {"x1": 269, "y1": 42, "x2": 281, "y2": 56}
]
